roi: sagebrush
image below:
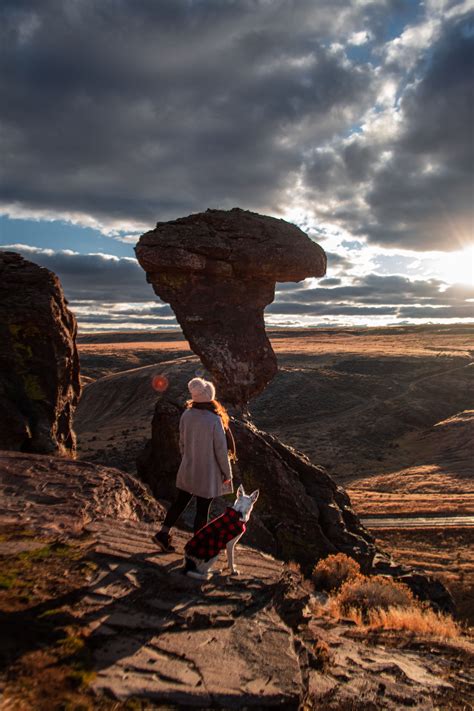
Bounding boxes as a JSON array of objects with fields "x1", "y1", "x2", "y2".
[
  {"x1": 334, "y1": 574, "x2": 414, "y2": 620},
  {"x1": 311, "y1": 553, "x2": 360, "y2": 592}
]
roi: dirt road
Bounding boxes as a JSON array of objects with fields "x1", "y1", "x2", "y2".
[{"x1": 362, "y1": 515, "x2": 474, "y2": 529}]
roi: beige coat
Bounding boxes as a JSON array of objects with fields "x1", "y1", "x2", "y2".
[{"x1": 176, "y1": 408, "x2": 233, "y2": 499}]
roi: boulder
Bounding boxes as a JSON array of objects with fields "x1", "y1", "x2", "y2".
[
  {"x1": 137, "y1": 398, "x2": 376, "y2": 572},
  {"x1": 0, "y1": 450, "x2": 165, "y2": 534},
  {"x1": 135, "y1": 208, "x2": 326, "y2": 406},
  {"x1": 0, "y1": 251, "x2": 81, "y2": 455}
]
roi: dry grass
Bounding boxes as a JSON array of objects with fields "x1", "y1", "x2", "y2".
[
  {"x1": 312, "y1": 553, "x2": 360, "y2": 592},
  {"x1": 318, "y1": 572, "x2": 461, "y2": 640},
  {"x1": 269, "y1": 327, "x2": 474, "y2": 359},
  {"x1": 365, "y1": 606, "x2": 460, "y2": 637},
  {"x1": 333, "y1": 574, "x2": 414, "y2": 620}
]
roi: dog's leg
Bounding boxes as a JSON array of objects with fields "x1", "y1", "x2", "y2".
[
  {"x1": 226, "y1": 532, "x2": 244, "y2": 575},
  {"x1": 186, "y1": 555, "x2": 218, "y2": 580},
  {"x1": 202, "y1": 555, "x2": 218, "y2": 577}
]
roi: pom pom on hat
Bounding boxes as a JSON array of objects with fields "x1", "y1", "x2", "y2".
[{"x1": 188, "y1": 377, "x2": 216, "y2": 403}]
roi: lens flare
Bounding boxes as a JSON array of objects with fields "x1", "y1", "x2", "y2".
[{"x1": 152, "y1": 374, "x2": 169, "y2": 392}]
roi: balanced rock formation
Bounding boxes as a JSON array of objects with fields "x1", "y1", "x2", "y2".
[
  {"x1": 135, "y1": 208, "x2": 326, "y2": 406},
  {"x1": 0, "y1": 252, "x2": 81, "y2": 455},
  {"x1": 137, "y1": 394, "x2": 375, "y2": 573}
]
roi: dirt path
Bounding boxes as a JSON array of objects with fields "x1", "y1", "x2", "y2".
[{"x1": 363, "y1": 515, "x2": 474, "y2": 529}]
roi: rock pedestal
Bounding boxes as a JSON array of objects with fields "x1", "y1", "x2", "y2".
[
  {"x1": 0, "y1": 251, "x2": 81, "y2": 455},
  {"x1": 135, "y1": 208, "x2": 326, "y2": 406}
]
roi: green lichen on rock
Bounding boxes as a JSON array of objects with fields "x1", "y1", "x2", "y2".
[
  {"x1": 23, "y1": 373, "x2": 46, "y2": 401},
  {"x1": 9, "y1": 324, "x2": 34, "y2": 364},
  {"x1": 157, "y1": 270, "x2": 188, "y2": 290}
]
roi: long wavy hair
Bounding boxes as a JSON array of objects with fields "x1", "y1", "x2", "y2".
[{"x1": 186, "y1": 398, "x2": 230, "y2": 429}]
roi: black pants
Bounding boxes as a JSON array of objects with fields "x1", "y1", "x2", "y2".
[{"x1": 163, "y1": 488, "x2": 212, "y2": 533}]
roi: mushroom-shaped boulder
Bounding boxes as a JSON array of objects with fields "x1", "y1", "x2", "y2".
[{"x1": 135, "y1": 208, "x2": 326, "y2": 406}]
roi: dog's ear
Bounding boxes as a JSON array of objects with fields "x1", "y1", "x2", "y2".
[
  {"x1": 237, "y1": 484, "x2": 245, "y2": 498},
  {"x1": 250, "y1": 489, "x2": 259, "y2": 503}
]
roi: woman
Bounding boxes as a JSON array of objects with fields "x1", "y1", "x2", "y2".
[{"x1": 153, "y1": 377, "x2": 236, "y2": 552}]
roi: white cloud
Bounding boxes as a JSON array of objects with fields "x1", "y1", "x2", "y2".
[{"x1": 348, "y1": 30, "x2": 372, "y2": 46}]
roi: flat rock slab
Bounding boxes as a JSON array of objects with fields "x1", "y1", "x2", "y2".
[
  {"x1": 83, "y1": 520, "x2": 301, "y2": 707},
  {"x1": 0, "y1": 451, "x2": 164, "y2": 535}
]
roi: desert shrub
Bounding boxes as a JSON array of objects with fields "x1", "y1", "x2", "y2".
[
  {"x1": 311, "y1": 638, "x2": 333, "y2": 671},
  {"x1": 334, "y1": 574, "x2": 414, "y2": 620},
  {"x1": 312, "y1": 553, "x2": 360, "y2": 592},
  {"x1": 367, "y1": 606, "x2": 460, "y2": 637}
]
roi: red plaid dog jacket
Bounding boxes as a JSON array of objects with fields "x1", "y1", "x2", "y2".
[{"x1": 185, "y1": 507, "x2": 246, "y2": 562}]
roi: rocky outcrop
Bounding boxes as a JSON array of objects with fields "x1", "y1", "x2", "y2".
[
  {"x1": 135, "y1": 208, "x2": 326, "y2": 406},
  {"x1": 0, "y1": 450, "x2": 164, "y2": 531},
  {"x1": 372, "y1": 550, "x2": 455, "y2": 614},
  {"x1": 0, "y1": 251, "x2": 81, "y2": 455},
  {"x1": 137, "y1": 397, "x2": 375, "y2": 572}
]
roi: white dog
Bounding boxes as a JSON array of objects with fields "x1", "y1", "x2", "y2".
[{"x1": 183, "y1": 485, "x2": 259, "y2": 580}]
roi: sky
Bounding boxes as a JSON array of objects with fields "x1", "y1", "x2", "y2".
[{"x1": 0, "y1": 0, "x2": 473, "y2": 331}]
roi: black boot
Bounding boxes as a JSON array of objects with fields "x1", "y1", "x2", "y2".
[{"x1": 153, "y1": 530, "x2": 175, "y2": 552}]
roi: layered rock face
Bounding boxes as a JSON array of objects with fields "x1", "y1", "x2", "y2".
[
  {"x1": 0, "y1": 252, "x2": 81, "y2": 455},
  {"x1": 135, "y1": 208, "x2": 326, "y2": 406}
]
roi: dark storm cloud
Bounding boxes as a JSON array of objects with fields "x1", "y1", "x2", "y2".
[
  {"x1": 326, "y1": 251, "x2": 354, "y2": 272},
  {"x1": 319, "y1": 277, "x2": 342, "y2": 286},
  {"x1": 276, "y1": 273, "x2": 474, "y2": 305},
  {"x1": 367, "y1": 22, "x2": 474, "y2": 249},
  {"x1": 303, "y1": 11, "x2": 474, "y2": 251},
  {"x1": 268, "y1": 272, "x2": 474, "y2": 317},
  {"x1": 398, "y1": 304, "x2": 474, "y2": 318},
  {"x1": 74, "y1": 313, "x2": 177, "y2": 326},
  {"x1": 0, "y1": 245, "x2": 160, "y2": 303},
  {"x1": 266, "y1": 302, "x2": 397, "y2": 315},
  {"x1": 0, "y1": 0, "x2": 377, "y2": 227},
  {"x1": 364, "y1": 18, "x2": 474, "y2": 250}
]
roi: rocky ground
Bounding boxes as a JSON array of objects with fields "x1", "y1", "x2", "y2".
[{"x1": 1, "y1": 451, "x2": 473, "y2": 710}]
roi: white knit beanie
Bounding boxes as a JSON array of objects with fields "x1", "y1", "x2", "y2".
[{"x1": 188, "y1": 377, "x2": 216, "y2": 403}]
